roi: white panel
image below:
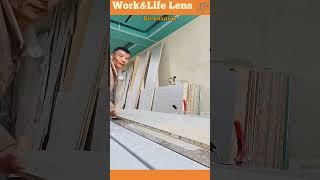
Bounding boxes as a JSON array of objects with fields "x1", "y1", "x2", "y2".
[
  {"x1": 110, "y1": 138, "x2": 149, "y2": 170},
  {"x1": 117, "y1": 109, "x2": 210, "y2": 145},
  {"x1": 152, "y1": 83, "x2": 184, "y2": 114},
  {"x1": 138, "y1": 88, "x2": 155, "y2": 111},
  {"x1": 110, "y1": 122, "x2": 207, "y2": 170},
  {"x1": 144, "y1": 43, "x2": 163, "y2": 89}
]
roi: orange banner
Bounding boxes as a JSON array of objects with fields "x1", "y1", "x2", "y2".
[
  {"x1": 110, "y1": 170, "x2": 210, "y2": 180},
  {"x1": 110, "y1": 0, "x2": 210, "y2": 15}
]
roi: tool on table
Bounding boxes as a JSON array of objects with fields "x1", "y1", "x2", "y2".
[{"x1": 172, "y1": 105, "x2": 181, "y2": 114}]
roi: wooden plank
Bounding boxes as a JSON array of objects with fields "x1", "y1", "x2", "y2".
[
  {"x1": 62, "y1": 0, "x2": 94, "y2": 91},
  {"x1": 77, "y1": 40, "x2": 107, "y2": 149},
  {"x1": 91, "y1": 51, "x2": 108, "y2": 152},
  {"x1": 125, "y1": 51, "x2": 151, "y2": 109},
  {"x1": 138, "y1": 88, "x2": 155, "y2": 111},
  {"x1": 232, "y1": 68, "x2": 249, "y2": 163},
  {"x1": 116, "y1": 64, "x2": 134, "y2": 109},
  {"x1": 152, "y1": 83, "x2": 184, "y2": 114},
  {"x1": 144, "y1": 43, "x2": 163, "y2": 89},
  {"x1": 34, "y1": 3, "x2": 77, "y2": 149},
  {"x1": 46, "y1": 0, "x2": 107, "y2": 150},
  {"x1": 117, "y1": 109, "x2": 210, "y2": 146}
]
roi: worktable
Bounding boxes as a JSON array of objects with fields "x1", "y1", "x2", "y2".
[{"x1": 110, "y1": 119, "x2": 209, "y2": 170}]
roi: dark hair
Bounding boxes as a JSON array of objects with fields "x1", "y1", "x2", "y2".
[{"x1": 112, "y1": 47, "x2": 131, "y2": 55}]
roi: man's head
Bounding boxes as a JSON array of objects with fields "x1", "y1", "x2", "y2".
[{"x1": 111, "y1": 47, "x2": 131, "y2": 70}]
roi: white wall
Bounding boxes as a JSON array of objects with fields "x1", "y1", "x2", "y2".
[
  {"x1": 158, "y1": 16, "x2": 210, "y2": 113},
  {"x1": 214, "y1": 0, "x2": 320, "y2": 170}
]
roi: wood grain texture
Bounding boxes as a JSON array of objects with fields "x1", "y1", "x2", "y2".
[
  {"x1": 31, "y1": 1, "x2": 79, "y2": 149},
  {"x1": 115, "y1": 65, "x2": 133, "y2": 109},
  {"x1": 46, "y1": 0, "x2": 107, "y2": 150},
  {"x1": 241, "y1": 71, "x2": 289, "y2": 169},
  {"x1": 144, "y1": 43, "x2": 163, "y2": 89},
  {"x1": 125, "y1": 51, "x2": 151, "y2": 109}
]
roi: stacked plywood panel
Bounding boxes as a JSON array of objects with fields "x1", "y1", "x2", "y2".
[
  {"x1": 22, "y1": 0, "x2": 81, "y2": 150},
  {"x1": 125, "y1": 51, "x2": 151, "y2": 109},
  {"x1": 46, "y1": 0, "x2": 107, "y2": 150},
  {"x1": 186, "y1": 83, "x2": 201, "y2": 115},
  {"x1": 234, "y1": 70, "x2": 290, "y2": 169},
  {"x1": 114, "y1": 42, "x2": 201, "y2": 116}
]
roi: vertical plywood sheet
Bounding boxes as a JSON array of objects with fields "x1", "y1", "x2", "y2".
[
  {"x1": 46, "y1": 0, "x2": 107, "y2": 150},
  {"x1": 152, "y1": 83, "x2": 184, "y2": 114},
  {"x1": 138, "y1": 88, "x2": 155, "y2": 111},
  {"x1": 243, "y1": 71, "x2": 289, "y2": 169},
  {"x1": 144, "y1": 43, "x2": 163, "y2": 89},
  {"x1": 212, "y1": 64, "x2": 237, "y2": 164},
  {"x1": 125, "y1": 51, "x2": 151, "y2": 109}
]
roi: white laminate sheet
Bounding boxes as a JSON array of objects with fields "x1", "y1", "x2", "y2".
[
  {"x1": 110, "y1": 138, "x2": 149, "y2": 170},
  {"x1": 117, "y1": 109, "x2": 210, "y2": 145},
  {"x1": 110, "y1": 122, "x2": 207, "y2": 170}
]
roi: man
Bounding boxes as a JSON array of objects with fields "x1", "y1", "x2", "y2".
[
  {"x1": 110, "y1": 47, "x2": 131, "y2": 117},
  {"x1": 0, "y1": 0, "x2": 49, "y2": 175}
]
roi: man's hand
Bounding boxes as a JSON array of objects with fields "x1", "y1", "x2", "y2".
[
  {"x1": 110, "y1": 108, "x2": 118, "y2": 118},
  {"x1": 0, "y1": 154, "x2": 24, "y2": 175}
]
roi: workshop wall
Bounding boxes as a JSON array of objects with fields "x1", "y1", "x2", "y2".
[{"x1": 158, "y1": 16, "x2": 210, "y2": 113}]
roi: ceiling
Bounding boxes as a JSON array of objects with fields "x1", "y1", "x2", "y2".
[{"x1": 110, "y1": 15, "x2": 197, "y2": 57}]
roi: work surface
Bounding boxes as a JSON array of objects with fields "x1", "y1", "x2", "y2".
[
  {"x1": 15, "y1": 151, "x2": 106, "y2": 180},
  {"x1": 117, "y1": 109, "x2": 210, "y2": 146},
  {"x1": 110, "y1": 122, "x2": 208, "y2": 170}
]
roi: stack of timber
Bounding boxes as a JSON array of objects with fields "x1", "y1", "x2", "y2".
[
  {"x1": 115, "y1": 42, "x2": 201, "y2": 115},
  {"x1": 46, "y1": 0, "x2": 107, "y2": 150},
  {"x1": 26, "y1": 0, "x2": 81, "y2": 150},
  {"x1": 19, "y1": 0, "x2": 108, "y2": 151},
  {"x1": 233, "y1": 69, "x2": 290, "y2": 169}
]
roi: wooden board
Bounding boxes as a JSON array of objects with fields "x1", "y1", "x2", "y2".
[
  {"x1": 125, "y1": 51, "x2": 151, "y2": 109},
  {"x1": 46, "y1": 0, "x2": 107, "y2": 150},
  {"x1": 138, "y1": 88, "x2": 155, "y2": 111},
  {"x1": 62, "y1": 0, "x2": 94, "y2": 91},
  {"x1": 115, "y1": 65, "x2": 133, "y2": 109},
  {"x1": 152, "y1": 83, "x2": 184, "y2": 114},
  {"x1": 186, "y1": 83, "x2": 200, "y2": 115},
  {"x1": 242, "y1": 71, "x2": 289, "y2": 169},
  {"x1": 31, "y1": 2, "x2": 78, "y2": 149},
  {"x1": 144, "y1": 43, "x2": 163, "y2": 89},
  {"x1": 117, "y1": 109, "x2": 210, "y2": 146}
]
